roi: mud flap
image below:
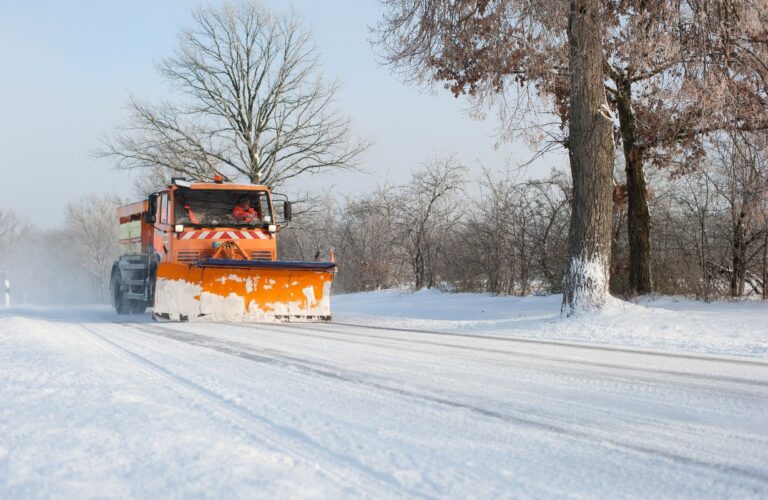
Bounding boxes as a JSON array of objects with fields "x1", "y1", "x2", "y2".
[{"x1": 153, "y1": 260, "x2": 336, "y2": 322}]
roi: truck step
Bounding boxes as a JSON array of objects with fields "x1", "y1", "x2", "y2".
[{"x1": 120, "y1": 263, "x2": 147, "y2": 270}]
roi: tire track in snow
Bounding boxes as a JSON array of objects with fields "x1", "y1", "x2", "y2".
[
  {"x1": 231, "y1": 322, "x2": 768, "y2": 456},
  {"x1": 120, "y1": 321, "x2": 768, "y2": 488},
  {"x1": 210, "y1": 322, "x2": 768, "y2": 458},
  {"x1": 324, "y1": 321, "x2": 768, "y2": 368},
  {"x1": 225, "y1": 321, "x2": 768, "y2": 432},
  {"x1": 229, "y1": 322, "x2": 768, "y2": 390},
  {"x1": 138, "y1": 319, "x2": 768, "y2": 450},
  {"x1": 76, "y1": 322, "x2": 419, "y2": 499}
]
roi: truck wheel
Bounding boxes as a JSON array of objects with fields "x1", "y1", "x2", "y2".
[{"x1": 111, "y1": 273, "x2": 131, "y2": 315}]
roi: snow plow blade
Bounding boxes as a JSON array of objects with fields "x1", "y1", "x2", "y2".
[{"x1": 153, "y1": 260, "x2": 336, "y2": 322}]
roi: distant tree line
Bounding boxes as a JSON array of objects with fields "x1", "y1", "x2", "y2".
[
  {"x1": 0, "y1": 195, "x2": 119, "y2": 305},
  {"x1": 1, "y1": 130, "x2": 765, "y2": 305},
  {"x1": 282, "y1": 132, "x2": 768, "y2": 301}
]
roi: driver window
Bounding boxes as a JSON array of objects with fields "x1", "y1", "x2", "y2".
[
  {"x1": 259, "y1": 194, "x2": 271, "y2": 223},
  {"x1": 174, "y1": 194, "x2": 186, "y2": 223},
  {"x1": 159, "y1": 193, "x2": 169, "y2": 224}
]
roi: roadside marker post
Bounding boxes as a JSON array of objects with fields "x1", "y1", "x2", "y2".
[{"x1": 2, "y1": 272, "x2": 9, "y2": 308}]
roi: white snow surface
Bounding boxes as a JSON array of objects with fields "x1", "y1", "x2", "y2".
[
  {"x1": 334, "y1": 289, "x2": 768, "y2": 358},
  {"x1": 1, "y1": 291, "x2": 767, "y2": 498}
]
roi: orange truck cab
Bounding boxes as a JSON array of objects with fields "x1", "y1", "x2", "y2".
[{"x1": 110, "y1": 177, "x2": 336, "y2": 321}]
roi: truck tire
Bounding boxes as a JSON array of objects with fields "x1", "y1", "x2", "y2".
[{"x1": 111, "y1": 271, "x2": 131, "y2": 315}]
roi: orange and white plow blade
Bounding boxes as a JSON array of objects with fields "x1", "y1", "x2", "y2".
[{"x1": 153, "y1": 262, "x2": 335, "y2": 322}]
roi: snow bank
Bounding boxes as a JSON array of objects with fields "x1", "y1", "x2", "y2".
[{"x1": 332, "y1": 289, "x2": 768, "y2": 358}]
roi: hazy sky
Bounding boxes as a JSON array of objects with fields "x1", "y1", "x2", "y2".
[{"x1": 0, "y1": 0, "x2": 565, "y2": 228}]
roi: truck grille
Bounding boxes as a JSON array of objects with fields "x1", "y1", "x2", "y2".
[
  {"x1": 177, "y1": 250, "x2": 270, "y2": 262},
  {"x1": 177, "y1": 251, "x2": 199, "y2": 263},
  {"x1": 251, "y1": 251, "x2": 272, "y2": 260}
]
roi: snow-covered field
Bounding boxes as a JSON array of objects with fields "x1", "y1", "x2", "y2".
[{"x1": 1, "y1": 291, "x2": 767, "y2": 498}]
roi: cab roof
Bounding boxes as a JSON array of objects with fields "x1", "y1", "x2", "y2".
[{"x1": 171, "y1": 182, "x2": 270, "y2": 191}]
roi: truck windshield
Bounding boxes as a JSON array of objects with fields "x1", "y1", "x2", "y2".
[{"x1": 173, "y1": 189, "x2": 272, "y2": 227}]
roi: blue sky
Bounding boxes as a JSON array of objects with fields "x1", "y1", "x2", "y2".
[{"x1": 0, "y1": 0, "x2": 564, "y2": 227}]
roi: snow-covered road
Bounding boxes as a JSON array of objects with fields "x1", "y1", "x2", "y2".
[{"x1": 1, "y1": 303, "x2": 768, "y2": 498}]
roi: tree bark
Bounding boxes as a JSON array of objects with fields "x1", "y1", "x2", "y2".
[
  {"x1": 615, "y1": 80, "x2": 653, "y2": 295},
  {"x1": 413, "y1": 244, "x2": 425, "y2": 290},
  {"x1": 730, "y1": 212, "x2": 747, "y2": 297},
  {"x1": 762, "y1": 226, "x2": 767, "y2": 300},
  {"x1": 562, "y1": 0, "x2": 615, "y2": 316}
]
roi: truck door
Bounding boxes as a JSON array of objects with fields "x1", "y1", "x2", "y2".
[{"x1": 155, "y1": 192, "x2": 172, "y2": 262}]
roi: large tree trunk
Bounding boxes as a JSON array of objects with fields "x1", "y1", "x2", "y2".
[
  {"x1": 562, "y1": 0, "x2": 615, "y2": 316},
  {"x1": 616, "y1": 81, "x2": 653, "y2": 295}
]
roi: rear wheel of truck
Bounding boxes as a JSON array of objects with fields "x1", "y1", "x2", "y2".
[{"x1": 111, "y1": 272, "x2": 131, "y2": 315}]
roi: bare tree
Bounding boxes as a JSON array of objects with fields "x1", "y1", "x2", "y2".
[
  {"x1": 100, "y1": 1, "x2": 367, "y2": 188},
  {"x1": 528, "y1": 172, "x2": 571, "y2": 293},
  {"x1": 469, "y1": 170, "x2": 521, "y2": 295},
  {"x1": 335, "y1": 187, "x2": 404, "y2": 292},
  {"x1": 0, "y1": 209, "x2": 23, "y2": 270},
  {"x1": 63, "y1": 194, "x2": 121, "y2": 302},
  {"x1": 707, "y1": 132, "x2": 768, "y2": 297},
  {"x1": 658, "y1": 171, "x2": 720, "y2": 299},
  {"x1": 628, "y1": 131, "x2": 768, "y2": 300},
  {"x1": 397, "y1": 157, "x2": 466, "y2": 290},
  {"x1": 277, "y1": 190, "x2": 337, "y2": 260},
  {"x1": 461, "y1": 168, "x2": 570, "y2": 295}
]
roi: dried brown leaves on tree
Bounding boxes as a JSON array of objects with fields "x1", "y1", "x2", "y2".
[
  {"x1": 377, "y1": 0, "x2": 768, "y2": 296},
  {"x1": 379, "y1": 0, "x2": 767, "y2": 151}
]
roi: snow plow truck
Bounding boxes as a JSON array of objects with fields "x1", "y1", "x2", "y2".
[{"x1": 110, "y1": 177, "x2": 336, "y2": 321}]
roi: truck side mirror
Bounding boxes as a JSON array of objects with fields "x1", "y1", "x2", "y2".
[
  {"x1": 283, "y1": 200, "x2": 292, "y2": 222},
  {"x1": 145, "y1": 194, "x2": 158, "y2": 224}
]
